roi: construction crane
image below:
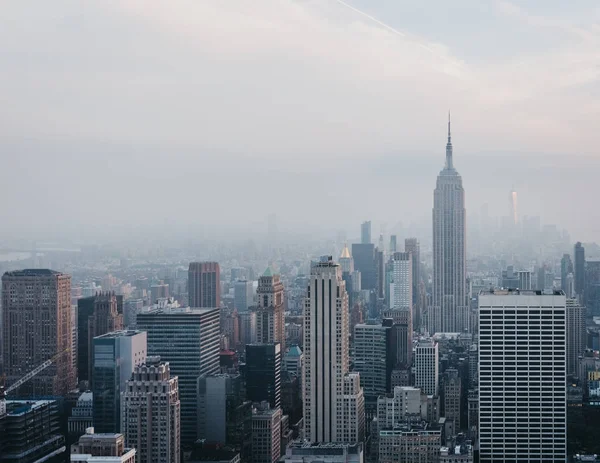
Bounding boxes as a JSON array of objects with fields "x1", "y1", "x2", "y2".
[{"x1": 1, "y1": 347, "x2": 71, "y2": 399}]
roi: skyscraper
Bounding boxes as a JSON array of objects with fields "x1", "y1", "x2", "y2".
[
  {"x1": 575, "y1": 241, "x2": 585, "y2": 299},
  {"x1": 2, "y1": 269, "x2": 75, "y2": 396},
  {"x1": 478, "y1": 289, "x2": 566, "y2": 463},
  {"x1": 404, "y1": 238, "x2": 421, "y2": 328},
  {"x1": 352, "y1": 243, "x2": 376, "y2": 291},
  {"x1": 188, "y1": 262, "x2": 221, "y2": 308},
  {"x1": 92, "y1": 330, "x2": 147, "y2": 433},
  {"x1": 414, "y1": 340, "x2": 439, "y2": 396},
  {"x1": 87, "y1": 292, "x2": 124, "y2": 384},
  {"x1": 136, "y1": 307, "x2": 221, "y2": 446},
  {"x1": 566, "y1": 298, "x2": 585, "y2": 376},
  {"x1": 303, "y1": 256, "x2": 365, "y2": 443},
  {"x1": 388, "y1": 252, "x2": 412, "y2": 310},
  {"x1": 234, "y1": 280, "x2": 254, "y2": 312},
  {"x1": 561, "y1": 254, "x2": 574, "y2": 291},
  {"x1": 122, "y1": 356, "x2": 181, "y2": 463},
  {"x1": 255, "y1": 268, "x2": 285, "y2": 351},
  {"x1": 432, "y1": 115, "x2": 467, "y2": 333},
  {"x1": 361, "y1": 221, "x2": 371, "y2": 244},
  {"x1": 339, "y1": 244, "x2": 354, "y2": 274},
  {"x1": 245, "y1": 343, "x2": 282, "y2": 409}
]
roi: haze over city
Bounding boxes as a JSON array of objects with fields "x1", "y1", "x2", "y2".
[{"x1": 1, "y1": 0, "x2": 599, "y2": 242}]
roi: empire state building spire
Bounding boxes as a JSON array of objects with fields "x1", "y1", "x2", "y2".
[{"x1": 446, "y1": 111, "x2": 453, "y2": 170}]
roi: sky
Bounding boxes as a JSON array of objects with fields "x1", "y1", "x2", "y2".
[{"x1": 0, "y1": 0, "x2": 598, "y2": 242}]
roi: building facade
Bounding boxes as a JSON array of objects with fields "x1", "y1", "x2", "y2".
[
  {"x1": 188, "y1": 262, "x2": 221, "y2": 308},
  {"x1": 414, "y1": 340, "x2": 439, "y2": 396},
  {"x1": 136, "y1": 307, "x2": 221, "y2": 447},
  {"x1": 2, "y1": 269, "x2": 75, "y2": 396},
  {"x1": 432, "y1": 117, "x2": 467, "y2": 333},
  {"x1": 122, "y1": 357, "x2": 180, "y2": 463},
  {"x1": 251, "y1": 404, "x2": 282, "y2": 463},
  {"x1": 303, "y1": 256, "x2": 365, "y2": 443},
  {"x1": 234, "y1": 280, "x2": 254, "y2": 313},
  {"x1": 567, "y1": 298, "x2": 586, "y2": 376},
  {"x1": 255, "y1": 268, "x2": 285, "y2": 351},
  {"x1": 71, "y1": 430, "x2": 136, "y2": 463},
  {"x1": 478, "y1": 290, "x2": 567, "y2": 463},
  {"x1": 353, "y1": 323, "x2": 392, "y2": 404},
  {"x1": 245, "y1": 343, "x2": 282, "y2": 409},
  {"x1": 92, "y1": 330, "x2": 147, "y2": 433},
  {"x1": 575, "y1": 242, "x2": 585, "y2": 299}
]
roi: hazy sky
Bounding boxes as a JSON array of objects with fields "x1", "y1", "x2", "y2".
[{"x1": 0, "y1": 1, "x2": 598, "y2": 242}]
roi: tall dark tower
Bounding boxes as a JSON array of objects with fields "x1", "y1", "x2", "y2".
[
  {"x1": 431, "y1": 114, "x2": 467, "y2": 333},
  {"x1": 574, "y1": 242, "x2": 585, "y2": 300}
]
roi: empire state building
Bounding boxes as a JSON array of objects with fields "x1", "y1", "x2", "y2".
[{"x1": 431, "y1": 114, "x2": 468, "y2": 333}]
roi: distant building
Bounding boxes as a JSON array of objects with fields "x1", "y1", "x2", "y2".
[
  {"x1": 251, "y1": 403, "x2": 282, "y2": 463},
  {"x1": 518, "y1": 270, "x2": 532, "y2": 290},
  {"x1": 377, "y1": 387, "x2": 426, "y2": 428},
  {"x1": 478, "y1": 290, "x2": 566, "y2": 463},
  {"x1": 2, "y1": 269, "x2": 76, "y2": 396},
  {"x1": 87, "y1": 292, "x2": 124, "y2": 384},
  {"x1": 234, "y1": 280, "x2": 254, "y2": 312},
  {"x1": 256, "y1": 268, "x2": 285, "y2": 351},
  {"x1": 339, "y1": 244, "x2": 354, "y2": 274},
  {"x1": 361, "y1": 221, "x2": 371, "y2": 244},
  {"x1": 575, "y1": 242, "x2": 586, "y2": 299},
  {"x1": 282, "y1": 442, "x2": 364, "y2": 463},
  {"x1": 1, "y1": 399, "x2": 66, "y2": 462},
  {"x1": 404, "y1": 238, "x2": 421, "y2": 329},
  {"x1": 239, "y1": 311, "x2": 257, "y2": 346},
  {"x1": 567, "y1": 298, "x2": 586, "y2": 376},
  {"x1": 189, "y1": 262, "x2": 221, "y2": 308},
  {"x1": 122, "y1": 357, "x2": 180, "y2": 463},
  {"x1": 92, "y1": 330, "x2": 147, "y2": 433},
  {"x1": 352, "y1": 244, "x2": 376, "y2": 291},
  {"x1": 389, "y1": 252, "x2": 412, "y2": 310},
  {"x1": 150, "y1": 281, "x2": 170, "y2": 303},
  {"x1": 245, "y1": 343, "x2": 282, "y2": 409},
  {"x1": 136, "y1": 307, "x2": 221, "y2": 447},
  {"x1": 71, "y1": 429, "x2": 136, "y2": 463}
]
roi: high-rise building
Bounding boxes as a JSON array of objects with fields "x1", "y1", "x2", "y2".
[
  {"x1": 518, "y1": 270, "x2": 532, "y2": 290},
  {"x1": 2, "y1": 269, "x2": 75, "y2": 396},
  {"x1": 188, "y1": 262, "x2": 221, "y2": 308},
  {"x1": 92, "y1": 330, "x2": 147, "y2": 433},
  {"x1": 245, "y1": 343, "x2": 282, "y2": 409},
  {"x1": 404, "y1": 238, "x2": 421, "y2": 324},
  {"x1": 353, "y1": 323, "x2": 394, "y2": 403},
  {"x1": 478, "y1": 289, "x2": 566, "y2": 463},
  {"x1": 378, "y1": 423, "x2": 441, "y2": 463},
  {"x1": 197, "y1": 373, "x2": 252, "y2": 458},
  {"x1": 68, "y1": 392, "x2": 94, "y2": 440},
  {"x1": 389, "y1": 235, "x2": 398, "y2": 254},
  {"x1": 361, "y1": 221, "x2": 371, "y2": 244},
  {"x1": 381, "y1": 312, "x2": 412, "y2": 368},
  {"x1": 414, "y1": 340, "x2": 439, "y2": 396},
  {"x1": 377, "y1": 386, "x2": 425, "y2": 428},
  {"x1": 77, "y1": 296, "x2": 96, "y2": 385},
  {"x1": 561, "y1": 254, "x2": 574, "y2": 292},
  {"x1": 136, "y1": 307, "x2": 220, "y2": 447},
  {"x1": 87, "y1": 292, "x2": 124, "y2": 384},
  {"x1": 71, "y1": 429, "x2": 136, "y2": 463},
  {"x1": 442, "y1": 368, "x2": 461, "y2": 430},
  {"x1": 567, "y1": 298, "x2": 586, "y2": 376},
  {"x1": 122, "y1": 356, "x2": 181, "y2": 463},
  {"x1": 150, "y1": 281, "x2": 170, "y2": 303},
  {"x1": 575, "y1": 242, "x2": 585, "y2": 299},
  {"x1": 303, "y1": 256, "x2": 365, "y2": 443},
  {"x1": 585, "y1": 260, "x2": 600, "y2": 316},
  {"x1": 342, "y1": 373, "x2": 366, "y2": 444},
  {"x1": 234, "y1": 280, "x2": 254, "y2": 312},
  {"x1": 432, "y1": 116, "x2": 467, "y2": 333},
  {"x1": 255, "y1": 268, "x2": 285, "y2": 351},
  {"x1": 251, "y1": 403, "x2": 282, "y2": 463},
  {"x1": 239, "y1": 311, "x2": 257, "y2": 346},
  {"x1": 339, "y1": 244, "x2": 354, "y2": 274},
  {"x1": 352, "y1": 244, "x2": 376, "y2": 291},
  {"x1": 389, "y1": 252, "x2": 412, "y2": 310},
  {"x1": 282, "y1": 442, "x2": 364, "y2": 463}
]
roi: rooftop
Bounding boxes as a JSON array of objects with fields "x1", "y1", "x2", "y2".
[
  {"x1": 6, "y1": 399, "x2": 56, "y2": 416},
  {"x1": 95, "y1": 329, "x2": 144, "y2": 339},
  {"x1": 286, "y1": 345, "x2": 302, "y2": 357},
  {"x1": 479, "y1": 288, "x2": 565, "y2": 296},
  {"x1": 3, "y1": 268, "x2": 63, "y2": 277}
]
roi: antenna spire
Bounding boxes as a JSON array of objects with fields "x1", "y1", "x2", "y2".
[{"x1": 445, "y1": 111, "x2": 453, "y2": 169}]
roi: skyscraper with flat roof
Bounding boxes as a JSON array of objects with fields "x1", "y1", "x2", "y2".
[
  {"x1": 432, "y1": 116, "x2": 467, "y2": 333},
  {"x1": 188, "y1": 262, "x2": 221, "y2": 308},
  {"x1": 361, "y1": 221, "x2": 371, "y2": 244},
  {"x1": 575, "y1": 242, "x2": 585, "y2": 299},
  {"x1": 136, "y1": 307, "x2": 220, "y2": 447},
  {"x1": 478, "y1": 289, "x2": 566, "y2": 463},
  {"x1": 414, "y1": 340, "x2": 439, "y2": 396},
  {"x1": 303, "y1": 256, "x2": 365, "y2": 444},
  {"x1": 2, "y1": 269, "x2": 75, "y2": 396},
  {"x1": 245, "y1": 343, "x2": 282, "y2": 409},
  {"x1": 92, "y1": 330, "x2": 147, "y2": 433}
]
